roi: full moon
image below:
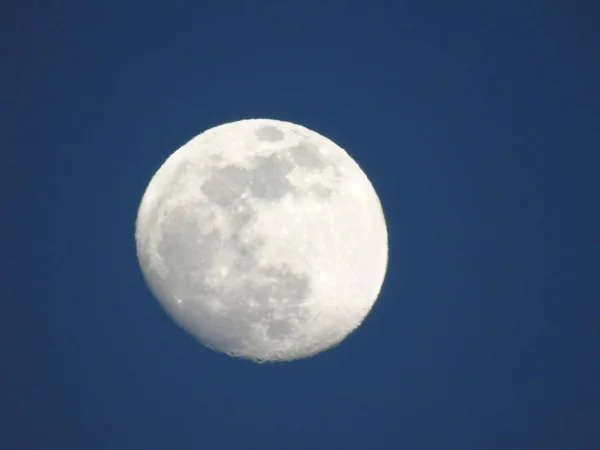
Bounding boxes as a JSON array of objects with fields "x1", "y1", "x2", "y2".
[{"x1": 135, "y1": 119, "x2": 388, "y2": 362}]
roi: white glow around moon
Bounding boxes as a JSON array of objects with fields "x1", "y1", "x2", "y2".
[{"x1": 135, "y1": 118, "x2": 388, "y2": 362}]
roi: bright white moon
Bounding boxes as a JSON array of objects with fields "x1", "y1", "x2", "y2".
[{"x1": 135, "y1": 119, "x2": 388, "y2": 362}]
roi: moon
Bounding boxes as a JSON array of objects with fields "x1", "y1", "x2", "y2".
[{"x1": 135, "y1": 119, "x2": 388, "y2": 362}]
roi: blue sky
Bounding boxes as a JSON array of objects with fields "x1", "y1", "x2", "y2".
[{"x1": 3, "y1": 1, "x2": 599, "y2": 449}]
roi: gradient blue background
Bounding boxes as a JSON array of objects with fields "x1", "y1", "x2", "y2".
[{"x1": 3, "y1": 1, "x2": 599, "y2": 449}]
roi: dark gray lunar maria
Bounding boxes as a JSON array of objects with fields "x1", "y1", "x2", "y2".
[{"x1": 135, "y1": 119, "x2": 388, "y2": 362}]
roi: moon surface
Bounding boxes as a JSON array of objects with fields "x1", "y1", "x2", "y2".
[{"x1": 135, "y1": 119, "x2": 388, "y2": 362}]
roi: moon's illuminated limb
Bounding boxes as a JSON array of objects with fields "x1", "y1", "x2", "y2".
[{"x1": 135, "y1": 119, "x2": 388, "y2": 362}]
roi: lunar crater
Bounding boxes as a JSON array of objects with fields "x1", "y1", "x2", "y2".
[
  {"x1": 255, "y1": 125, "x2": 285, "y2": 142},
  {"x1": 287, "y1": 142, "x2": 324, "y2": 168}
]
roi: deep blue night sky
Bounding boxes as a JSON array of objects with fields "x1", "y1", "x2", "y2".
[{"x1": 3, "y1": 1, "x2": 600, "y2": 449}]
